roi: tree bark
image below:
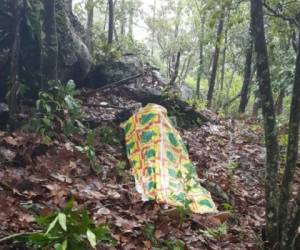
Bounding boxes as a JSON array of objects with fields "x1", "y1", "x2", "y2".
[
  {"x1": 220, "y1": 27, "x2": 228, "y2": 91},
  {"x1": 181, "y1": 54, "x2": 193, "y2": 84},
  {"x1": 251, "y1": 0, "x2": 279, "y2": 248},
  {"x1": 128, "y1": 3, "x2": 133, "y2": 39},
  {"x1": 151, "y1": 0, "x2": 156, "y2": 57},
  {"x1": 239, "y1": 26, "x2": 253, "y2": 114},
  {"x1": 120, "y1": 0, "x2": 126, "y2": 36},
  {"x1": 275, "y1": 88, "x2": 285, "y2": 115},
  {"x1": 86, "y1": 0, "x2": 94, "y2": 52},
  {"x1": 252, "y1": 93, "x2": 261, "y2": 117},
  {"x1": 279, "y1": 31, "x2": 300, "y2": 249},
  {"x1": 41, "y1": 0, "x2": 58, "y2": 88},
  {"x1": 207, "y1": 12, "x2": 225, "y2": 108},
  {"x1": 169, "y1": 51, "x2": 181, "y2": 86},
  {"x1": 64, "y1": 0, "x2": 72, "y2": 14},
  {"x1": 108, "y1": 0, "x2": 114, "y2": 44},
  {"x1": 196, "y1": 16, "x2": 205, "y2": 99},
  {"x1": 7, "y1": 0, "x2": 22, "y2": 125}
]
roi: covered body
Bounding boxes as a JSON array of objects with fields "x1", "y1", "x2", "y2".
[{"x1": 121, "y1": 104, "x2": 217, "y2": 214}]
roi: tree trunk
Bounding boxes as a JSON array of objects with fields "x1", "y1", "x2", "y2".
[
  {"x1": 252, "y1": 94, "x2": 261, "y2": 117},
  {"x1": 181, "y1": 54, "x2": 193, "y2": 84},
  {"x1": 64, "y1": 0, "x2": 72, "y2": 13},
  {"x1": 120, "y1": 0, "x2": 125, "y2": 36},
  {"x1": 275, "y1": 88, "x2": 285, "y2": 115},
  {"x1": 128, "y1": 4, "x2": 133, "y2": 39},
  {"x1": 239, "y1": 28, "x2": 253, "y2": 114},
  {"x1": 86, "y1": 0, "x2": 94, "y2": 52},
  {"x1": 279, "y1": 30, "x2": 300, "y2": 249},
  {"x1": 151, "y1": 0, "x2": 156, "y2": 57},
  {"x1": 207, "y1": 12, "x2": 225, "y2": 108},
  {"x1": 220, "y1": 27, "x2": 228, "y2": 91},
  {"x1": 251, "y1": 0, "x2": 279, "y2": 248},
  {"x1": 114, "y1": 26, "x2": 119, "y2": 42},
  {"x1": 196, "y1": 16, "x2": 205, "y2": 99},
  {"x1": 7, "y1": 0, "x2": 22, "y2": 126},
  {"x1": 41, "y1": 0, "x2": 58, "y2": 88},
  {"x1": 169, "y1": 51, "x2": 181, "y2": 86},
  {"x1": 179, "y1": 56, "x2": 188, "y2": 82},
  {"x1": 108, "y1": 0, "x2": 114, "y2": 44}
]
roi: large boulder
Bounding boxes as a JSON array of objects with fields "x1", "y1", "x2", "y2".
[
  {"x1": 0, "y1": 0, "x2": 92, "y2": 98},
  {"x1": 178, "y1": 84, "x2": 195, "y2": 101},
  {"x1": 86, "y1": 54, "x2": 144, "y2": 88}
]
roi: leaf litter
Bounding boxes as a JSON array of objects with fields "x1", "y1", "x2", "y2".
[{"x1": 1, "y1": 74, "x2": 299, "y2": 249}]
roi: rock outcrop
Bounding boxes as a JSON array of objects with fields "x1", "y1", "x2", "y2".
[{"x1": 0, "y1": 0, "x2": 92, "y2": 98}]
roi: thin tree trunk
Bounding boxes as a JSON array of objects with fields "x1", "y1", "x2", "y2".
[
  {"x1": 220, "y1": 27, "x2": 228, "y2": 91},
  {"x1": 86, "y1": 0, "x2": 94, "y2": 52},
  {"x1": 128, "y1": 5, "x2": 133, "y2": 39},
  {"x1": 108, "y1": 0, "x2": 114, "y2": 44},
  {"x1": 207, "y1": 12, "x2": 225, "y2": 108},
  {"x1": 251, "y1": 0, "x2": 279, "y2": 248},
  {"x1": 179, "y1": 56, "x2": 188, "y2": 82},
  {"x1": 103, "y1": 2, "x2": 108, "y2": 31},
  {"x1": 64, "y1": 0, "x2": 72, "y2": 13},
  {"x1": 287, "y1": 196, "x2": 300, "y2": 249},
  {"x1": 181, "y1": 54, "x2": 193, "y2": 84},
  {"x1": 279, "y1": 30, "x2": 300, "y2": 249},
  {"x1": 275, "y1": 88, "x2": 285, "y2": 115},
  {"x1": 7, "y1": 0, "x2": 22, "y2": 126},
  {"x1": 252, "y1": 93, "x2": 261, "y2": 117},
  {"x1": 41, "y1": 0, "x2": 58, "y2": 88},
  {"x1": 226, "y1": 69, "x2": 236, "y2": 101},
  {"x1": 151, "y1": 0, "x2": 156, "y2": 57},
  {"x1": 239, "y1": 29, "x2": 253, "y2": 113},
  {"x1": 196, "y1": 16, "x2": 205, "y2": 99},
  {"x1": 169, "y1": 51, "x2": 181, "y2": 86},
  {"x1": 120, "y1": 0, "x2": 125, "y2": 36},
  {"x1": 114, "y1": 26, "x2": 119, "y2": 42}
]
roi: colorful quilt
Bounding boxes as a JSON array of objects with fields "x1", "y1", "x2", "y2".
[{"x1": 121, "y1": 104, "x2": 217, "y2": 214}]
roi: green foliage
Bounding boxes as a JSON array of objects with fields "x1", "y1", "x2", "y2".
[
  {"x1": 222, "y1": 202, "x2": 234, "y2": 212},
  {"x1": 15, "y1": 199, "x2": 114, "y2": 249},
  {"x1": 174, "y1": 205, "x2": 192, "y2": 228},
  {"x1": 97, "y1": 126, "x2": 121, "y2": 145},
  {"x1": 76, "y1": 130, "x2": 100, "y2": 173},
  {"x1": 115, "y1": 160, "x2": 128, "y2": 180},
  {"x1": 28, "y1": 81, "x2": 83, "y2": 143},
  {"x1": 199, "y1": 223, "x2": 228, "y2": 239},
  {"x1": 143, "y1": 223, "x2": 185, "y2": 250},
  {"x1": 278, "y1": 134, "x2": 289, "y2": 148}
]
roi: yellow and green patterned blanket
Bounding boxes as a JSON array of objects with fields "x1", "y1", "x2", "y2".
[{"x1": 121, "y1": 104, "x2": 217, "y2": 214}]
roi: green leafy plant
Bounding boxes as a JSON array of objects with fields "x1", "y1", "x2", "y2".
[
  {"x1": 28, "y1": 80, "x2": 83, "y2": 143},
  {"x1": 199, "y1": 223, "x2": 228, "y2": 239},
  {"x1": 15, "y1": 198, "x2": 114, "y2": 249},
  {"x1": 222, "y1": 202, "x2": 234, "y2": 212},
  {"x1": 97, "y1": 126, "x2": 120, "y2": 145},
  {"x1": 143, "y1": 223, "x2": 185, "y2": 250},
  {"x1": 76, "y1": 130, "x2": 100, "y2": 173},
  {"x1": 143, "y1": 223, "x2": 158, "y2": 247}
]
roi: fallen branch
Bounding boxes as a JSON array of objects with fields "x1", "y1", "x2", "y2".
[
  {"x1": 83, "y1": 103, "x2": 126, "y2": 110},
  {"x1": 222, "y1": 93, "x2": 241, "y2": 108},
  {"x1": 116, "y1": 86, "x2": 218, "y2": 125},
  {"x1": 90, "y1": 73, "x2": 143, "y2": 93},
  {"x1": 0, "y1": 231, "x2": 42, "y2": 243}
]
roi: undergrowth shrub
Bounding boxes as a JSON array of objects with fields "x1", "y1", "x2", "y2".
[
  {"x1": 76, "y1": 130, "x2": 100, "y2": 173},
  {"x1": 28, "y1": 80, "x2": 83, "y2": 143},
  {"x1": 97, "y1": 126, "x2": 121, "y2": 145},
  {"x1": 15, "y1": 198, "x2": 114, "y2": 250},
  {"x1": 143, "y1": 223, "x2": 185, "y2": 250}
]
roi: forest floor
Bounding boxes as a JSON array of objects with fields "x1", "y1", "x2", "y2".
[{"x1": 0, "y1": 73, "x2": 299, "y2": 250}]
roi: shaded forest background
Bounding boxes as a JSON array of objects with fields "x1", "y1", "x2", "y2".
[{"x1": 0, "y1": 0, "x2": 300, "y2": 249}]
